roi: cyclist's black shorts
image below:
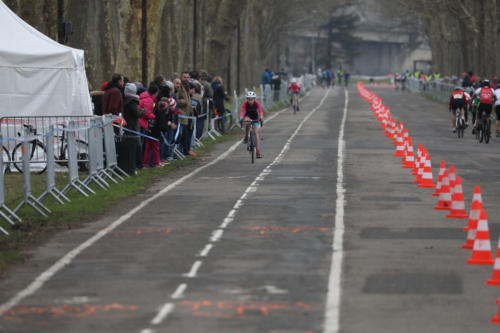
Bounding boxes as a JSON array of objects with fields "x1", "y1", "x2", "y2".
[
  {"x1": 451, "y1": 99, "x2": 464, "y2": 111},
  {"x1": 495, "y1": 105, "x2": 500, "y2": 120},
  {"x1": 478, "y1": 103, "x2": 493, "y2": 117}
]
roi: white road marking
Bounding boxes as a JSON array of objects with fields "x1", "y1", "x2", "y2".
[
  {"x1": 198, "y1": 243, "x2": 213, "y2": 257},
  {"x1": 171, "y1": 283, "x2": 187, "y2": 299},
  {"x1": 219, "y1": 217, "x2": 234, "y2": 229},
  {"x1": 151, "y1": 303, "x2": 175, "y2": 325},
  {"x1": 0, "y1": 104, "x2": 293, "y2": 317},
  {"x1": 140, "y1": 329, "x2": 155, "y2": 333},
  {"x1": 323, "y1": 87, "x2": 349, "y2": 333},
  {"x1": 210, "y1": 229, "x2": 224, "y2": 242},
  {"x1": 182, "y1": 261, "x2": 202, "y2": 278}
]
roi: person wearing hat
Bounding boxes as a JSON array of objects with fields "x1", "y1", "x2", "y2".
[{"x1": 123, "y1": 83, "x2": 146, "y2": 169}]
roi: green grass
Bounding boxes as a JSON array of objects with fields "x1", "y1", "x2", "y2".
[{"x1": 0, "y1": 130, "x2": 238, "y2": 274}]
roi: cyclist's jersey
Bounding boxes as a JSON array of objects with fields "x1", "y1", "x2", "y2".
[
  {"x1": 494, "y1": 88, "x2": 500, "y2": 106},
  {"x1": 472, "y1": 95, "x2": 480, "y2": 111},
  {"x1": 475, "y1": 87, "x2": 495, "y2": 104},
  {"x1": 289, "y1": 83, "x2": 301, "y2": 93},
  {"x1": 240, "y1": 100, "x2": 263, "y2": 121},
  {"x1": 449, "y1": 89, "x2": 466, "y2": 109}
]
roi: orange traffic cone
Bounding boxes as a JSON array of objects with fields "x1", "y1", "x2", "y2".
[
  {"x1": 492, "y1": 299, "x2": 500, "y2": 324},
  {"x1": 412, "y1": 144, "x2": 423, "y2": 176},
  {"x1": 393, "y1": 130, "x2": 404, "y2": 157},
  {"x1": 418, "y1": 153, "x2": 435, "y2": 188},
  {"x1": 464, "y1": 186, "x2": 483, "y2": 231},
  {"x1": 487, "y1": 236, "x2": 500, "y2": 285},
  {"x1": 462, "y1": 218, "x2": 478, "y2": 249},
  {"x1": 446, "y1": 176, "x2": 468, "y2": 218},
  {"x1": 448, "y1": 165, "x2": 456, "y2": 195},
  {"x1": 432, "y1": 161, "x2": 446, "y2": 197},
  {"x1": 467, "y1": 209, "x2": 494, "y2": 265},
  {"x1": 403, "y1": 138, "x2": 415, "y2": 169},
  {"x1": 434, "y1": 170, "x2": 451, "y2": 210}
]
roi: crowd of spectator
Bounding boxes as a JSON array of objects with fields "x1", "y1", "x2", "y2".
[{"x1": 90, "y1": 70, "x2": 228, "y2": 169}]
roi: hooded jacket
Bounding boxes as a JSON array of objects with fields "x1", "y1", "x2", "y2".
[
  {"x1": 103, "y1": 82, "x2": 123, "y2": 115},
  {"x1": 138, "y1": 91, "x2": 156, "y2": 130}
]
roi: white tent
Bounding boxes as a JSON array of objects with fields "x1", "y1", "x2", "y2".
[{"x1": 0, "y1": 0, "x2": 92, "y2": 118}]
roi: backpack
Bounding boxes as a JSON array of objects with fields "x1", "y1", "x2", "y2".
[{"x1": 480, "y1": 88, "x2": 493, "y2": 104}]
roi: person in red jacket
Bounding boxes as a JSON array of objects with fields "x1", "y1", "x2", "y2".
[
  {"x1": 139, "y1": 83, "x2": 161, "y2": 168},
  {"x1": 103, "y1": 73, "x2": 124, "y2": 115}
]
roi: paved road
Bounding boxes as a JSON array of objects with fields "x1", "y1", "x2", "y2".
[{"x1": 1, "y1": 85, "x2": 499, "y2": 332}]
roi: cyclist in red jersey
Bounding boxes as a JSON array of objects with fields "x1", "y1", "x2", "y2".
[
  {"x1": 471, "y1": 80, "x2": 497, "y2": 129},
  {"x1": 239, "y1": 91, "x2": 264, "y2": 158},
  {"x1": 288, "y1": 78, "x2": 301, "y2": 111}
]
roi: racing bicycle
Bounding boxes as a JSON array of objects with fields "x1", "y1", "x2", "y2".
[
  {"x1": 292, "y1": 93, "x2": 298, "y2": 114},
  {"x1": 456, "y1": 109, "x2": 466, "y2": 138},
  {"x1": 476, "y1": 110, "x2": 491, "y2": 143}
]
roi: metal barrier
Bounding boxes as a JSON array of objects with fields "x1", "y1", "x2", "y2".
[
  {"x1": 0, "y1": 115, "x2": 94, "y2": 172},
  {"x1": 13, "y1": 127, "x2": 51, "y2": 217},
  {"x1": 38, "y1": 126, "x2": 70, "y2": 204},
  {"x1": 407, "y1": 78, "x2": 454, "y2": 103}
]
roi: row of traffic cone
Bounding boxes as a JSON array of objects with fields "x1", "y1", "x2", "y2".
[{"x1": 356, "y1": 81, "x2": 500, "y2": 324}]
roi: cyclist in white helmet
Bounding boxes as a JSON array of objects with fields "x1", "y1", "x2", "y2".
[{"x1": 239, "y1": 91, "x2": 264, "y2": 158}]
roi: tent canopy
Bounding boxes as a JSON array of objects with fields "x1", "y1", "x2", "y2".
[{"x1": 0, "y1": 0, "x2": 92, "y2": 118}]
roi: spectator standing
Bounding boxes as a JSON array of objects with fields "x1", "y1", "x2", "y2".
[
  {"x1": 123, "y1": 83, "x2": 145, "y2": 169},
  {"x1": 103, "y1": 73, "x2": 124, "y2": 115},
  {"x1": 200, "y1": 70, "x2": 213, "y2": 137},
  {"x1": 212, "y1": 76, "x2": 227, "y2": 133},
  {"x1": 177, "y1": 72, "x2": 193, "y2": 155},
  {"x1": 139, "y1": 83, "x2": 161, "y2": 167},
  {"x1": 191, "y1": 81, "x2": 204, "y2": 140},
  {"x1": 272, "y1": 74, "x2": 281, "y2": 101}
]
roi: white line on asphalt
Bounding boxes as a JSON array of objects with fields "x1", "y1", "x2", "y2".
[
  {"x1": 151, "y1": 302, "x2": 175, "y2": 325},
  {"x1": 210, "y1": 229, "x2": 224, "y2": 242},
  {"x1": 219, "y1": 217, "x2": 234, "y2": 229},
  {"x1": 198, "y1": 243, "x2": 213, "y2": 257},
  {"x1": 140, "y1": 329, "x2": 155, "y2": 333},
  {"x1": 0, "y1": 104, "x2": 294, "y2": 317},
  {"x1": 171, "y1": 283, "x2": 187, "y2": 299},
  {"x1": 182, "y1": 261, "x2": 203, "y2": 278},
  {"x1": 323, "y1": 87, "x2": 348, "y2": 333}
]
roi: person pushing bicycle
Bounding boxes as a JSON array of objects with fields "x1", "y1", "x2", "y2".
[
  {"x1": 239, "y1": 91, "x2": 264, "y2": 158},
  {"x1": 288, "y1": 78, "x2": 301, "y2": 111}
]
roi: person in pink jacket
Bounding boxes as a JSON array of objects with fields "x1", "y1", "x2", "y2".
[{"x1": 139, "y1": 83, "x2": 162, "y2": 167}]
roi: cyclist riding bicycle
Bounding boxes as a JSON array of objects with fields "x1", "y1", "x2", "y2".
[
  {"x1": 449, "y1": 86, "x2": 467, "y2": 133},
  {"x1": 288, "y1": 78, "x2": 301, "y2": 111},
  {"x1": 239, "y1": 91, "x2": 264, "y2": 158},
  {"x1": 471, "y1": 79, "x2": 497, "y2": 131}
]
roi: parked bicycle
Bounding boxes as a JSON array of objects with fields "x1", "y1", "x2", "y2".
[
  {"x1": 1, "y1": 145, "x2": 10, "y2": 174},
  {"x1": 11, "y1": 124, "x2": 48, "y2": 174},
  {"x1": 53, "y1": 122, "x2": 89, "y2": 171}
]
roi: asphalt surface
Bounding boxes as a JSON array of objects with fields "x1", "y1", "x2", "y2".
[{"x1": 1, "y1": 85, "x2": 500, "y2": 332}]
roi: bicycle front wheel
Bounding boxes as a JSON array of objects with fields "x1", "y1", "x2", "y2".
[
  {"x1": 485, "y1": 121, "x2": 491, "y2": 143},
  {"x1": 62, "y1": 139, "x2": 90, "y2": 171},
  {"x1": 12, "y1": 141, "x2": 48, "y2": 174},
  {"x1": 249, "y1": 131, "x2": 255, "y2": 164}
]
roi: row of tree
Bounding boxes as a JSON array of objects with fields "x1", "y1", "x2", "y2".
[
  {"x1": 5, "y1": 0, "x2": 357, "y2": 91},
  {"x1": 383, "y1": 0, "x2": 500, "y2": 78}
]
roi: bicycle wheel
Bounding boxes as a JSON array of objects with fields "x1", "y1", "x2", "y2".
[
  {"x1": 249, "y1": 130, "x2": 255, "y2": 164},
  {"x1": 293, "y1": 96, "x2": 297, "y2": 114},
  {"x1": 62, "y1": 139, "x2": 89, "y2": 171},
  {"x1": 1, "y1": 145, "x2": 10, "y2": 174},
  {"x1": 12, "y1": 140, "x2": 47, "y2": 174},
  {"x1": 485, "y1": 120, "x2": 491, "y2": 143}
]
